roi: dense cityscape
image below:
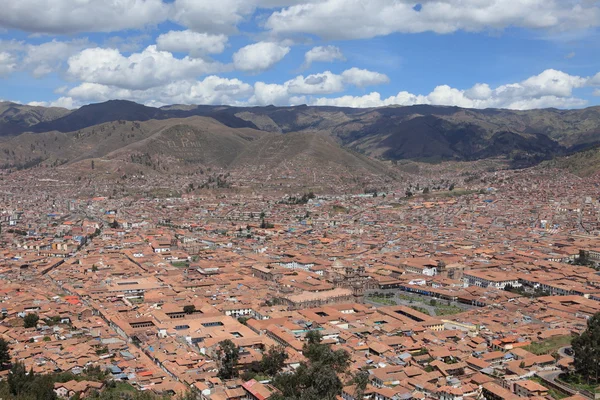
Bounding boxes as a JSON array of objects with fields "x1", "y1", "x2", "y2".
[
  {"x1": 1, "y1": 162, "x2": 600, "y2": 399},
  {"x1": 3, "y1": 0, "x2": 600, "y2": 399}
]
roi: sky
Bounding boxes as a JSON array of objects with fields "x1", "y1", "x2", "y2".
[{"x1": 0, "y1": 0, "x2": 600, "y2": 110}]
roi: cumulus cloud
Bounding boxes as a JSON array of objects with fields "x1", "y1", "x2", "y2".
[
  {"x1": 266, "y1": 0, "x2": 600, "y2": 40},
  {"x1": 156, "y1": 30, "x2": 228, "y2": 55},
  {"x1": 0, "y1": 0, "x2": 169, "y2": 34},
  {"x1": 233, "y1": 42, "x2": 290, "y2": 72},
  {"x1": 302, "y1": 45, "x2": 345, "y2": 69},
  {"x1": 313, "y1": 69, "x2": 592, "y2": 110},
  {"x1": 26, "y1": 97, "x2": 77, "y2": 109},
  {"x1": 63, "y1": 76, "x2": 253, "y2": 108},
  {"x1": 287, "y1": 71, "x2": 345, "y2": 94},
  {"x1": 251, "y1": 67, "x2": 389, "y2": 105},
  {"x1": 24, "y1": 39, "x2": 93, "y2": 77},
  {"x1": 172, "y1": 0, "x2": 323, "y2": 34},
  {"x1": 0, "y1": 52, "x2": 17, "y2": 76},
  {"x1": 35, "y1": 68, "x2": 599, "y2": 111},
  {"x1": 0, "y1": 38, "x2": 93, "y2": 77},
  {"x1": 251, "y1": 82, "x2": 293, "y2": 106},
  {"x1": 341, "y1": 67, "x2": 389, "y2": 87},
  {"x1": 172, "y1": 0, "x2": 254, "y2": 34},
  {"x1": 589, "y1": 72, "x2": 600, "y2": 86},
  {"x1": 67, "y1": 45, "x2": 225, "y2": 90}
]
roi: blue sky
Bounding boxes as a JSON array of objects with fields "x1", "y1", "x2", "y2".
[{"x1": 0, "y1": 0, "x2": 599, "y2": 109}]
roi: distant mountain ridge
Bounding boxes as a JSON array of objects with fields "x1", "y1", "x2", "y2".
[
  {"x1": 1, "y1": 100, "x2": 600, "y2": 169},
  {"x1": 0, "y1": 101, "x2": 71, "y2": 136}
]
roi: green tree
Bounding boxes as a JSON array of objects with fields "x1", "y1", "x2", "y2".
[
  {"x1": 23, "y1": 313, "x2": 39, "y2": 328},
  {"x1": 0, "y1": 337, "x2": 10, "y2": 370},
  {"x1": 8, "y1": 361, "x2": 33, "y2": 396},
  {"x1": 217, "y1": 340, "x2": 240, "y2": 380},
  {"x1": 572, "y1": 312, "x2": 600, "y2": 383},
  {"x1": 260, "y1": 346, "x2": 288, "y2": 377},
  {"x1": 352, "y1": 371, "x2": 370, "y2": 400},
  {"x1": 183, "y1": 305, "x2": 196, "y2": 314},
  {"x1": 271, "y1": 331, "x2": 351, "y2": 400},
  {"x1": 28, "y1": 373, "x2": 56, "y2": 400}
]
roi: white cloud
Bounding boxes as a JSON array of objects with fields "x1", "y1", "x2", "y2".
[
  {"x1": 0, "y1": 51, "x2": 17, "y2": 76},
  {"x1": 341, "y1": 67, "x2": 389, "y2": 87},
  {"x1": 173, "y1": 0, "x2": 254, "y2": 34},
  {"x1": 65, "y1": 76, "x2": 253, "y2": 107},
  {"x1": 313, "y1": 69, "x2": 593, "y2": 110},
  {"x1": 303, "y1": 45, "x2": 345, "y2": 69},
  {"x1": 172, "y1": 0, "x2": 321, "y2": 34},
  {"x1": 287, "y1": 71, "x2": 345, "y2": 94},
  {"x1": 0, "y1": 0, "x2": 169, "y2": 34},
  {"x1": 24, "y1": 39, "x2": 93, "y2": 77},
  {"x1": 34, "y1": 67, "x2": 600, "y2": 111},
  {"x1": 251, "y1": 82, "x2": 292, "y2": 106},
  {"x1": 593, "y1": 89, "x2": 600, "y2": 97},
  {"x1": 156, "y1": 30, "x2": 228, "y2": 55},
  {"x1": 250, "y1": 67, "x2": 388, "y2": 105},
  {"x1": 266, "y1": 0, "x2": 600, "y2": 40},
  {"x1": 0, "y1": 38, "x2": 94, "y2": 77},
  {"x1": 27, "y1": 98, "x2": 77, "y2": 109},
  {"x1": 233, "y1": 42, "x2": 290, "y2": 72},
  {"x1": 589, "y1": 72, "x2": 600, "y2": 86},
  {"x1": 67, "y1": 45, "x2": 225, "y2": 90},
  {"x1": 313, "y1": 92, "x2": 387, "y2": 108},
  {"x1": 464, "y1": 83, "x2": 493, "y2": 100},
  {"x1": 520, "y1": 69, "x2": 587, "y2": 97},
  {"x1": 49, "y1": 97, "x2": 77, "y2": 109}
]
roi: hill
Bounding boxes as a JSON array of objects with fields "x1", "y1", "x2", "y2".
[
  {"x1": 0, "y1": 101, "x2": 71, "y2": 136},
  {"x1": 1, "y1": 100, "x2": 600, "y2": 170},
  {"x1": 542, "y1": 145, "x2": 600, "y2": 177},
  {"x1": 0, "y1": 115, "x2": 398, "y2": 193}
]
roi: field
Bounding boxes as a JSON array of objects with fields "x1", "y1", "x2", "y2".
[{"x1": 523, "y1": 335, "x2": 573, "y2": 355}]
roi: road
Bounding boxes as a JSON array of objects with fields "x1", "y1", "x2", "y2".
[
  {"x1": 558, "y1": 346, "x2": 573, "y2": 358},
  {"x1": 537, "y1": 370, "x2": 594, "y2": 400}
]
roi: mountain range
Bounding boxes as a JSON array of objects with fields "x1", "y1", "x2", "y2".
[{"x1": 1, "y1": 100, "x2": 600, "y2": 176}]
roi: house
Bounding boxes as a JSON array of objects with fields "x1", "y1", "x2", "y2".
[
  {"x1": 54, "y1": 380, "x2": 104, "y2": 399},
  {"x1": 513, "y1": 380, "x2": 548, "y2": 397}
]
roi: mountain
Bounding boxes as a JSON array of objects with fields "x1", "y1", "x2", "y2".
[
  {"x1": 0, "y1": 116, "x2": 396, "y2": 191},
  {"x1": 542, "y1": 145, "x2": 600, "y2": 177},
  {"x1": 28, "y1": 100, "x2": 258, "y2": 135},
  {"x1": 1, "y1": 100, "x2": 600, "y2": 170},
  {"x1": 0, "y1": 102, "x2": 71, "y2": 136}
]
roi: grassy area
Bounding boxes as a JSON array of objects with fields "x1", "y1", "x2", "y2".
[
  {"x1": 523, "y1": 335, "x2": 573, "y2": 355},
  {"x1": 435, "y1": 305, "x2": 464, "y2": 316},
  {"x1": 171, "y1": 261, "x2": 189, "y2": 268},
  {"x1": 395, "y1": 294, "x2": 465, "y2": 316},
  {"x1": 367, "y1": 295, "x2": 397, "y2": 305},
  {"x1": 558, "y1": 373, "x2": 600, "y2": 394},
  {"x1": 332, "y1": 205, "x2": 348, "y2": 213},
  {"x1": 409, "y1": 305, "x2": 431, "y2": 315},
  {"x1": 111, "y1": 382, "x2": 138, "y2": 392}
]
